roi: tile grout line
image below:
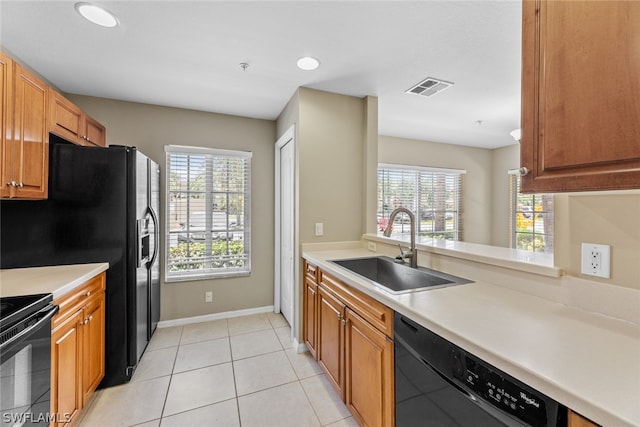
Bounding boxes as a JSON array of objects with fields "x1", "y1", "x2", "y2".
[{"x1": 156, "y1": 324, "x2": 185, "y2": 426}]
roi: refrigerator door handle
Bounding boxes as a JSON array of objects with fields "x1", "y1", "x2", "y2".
[{"x1": 147, "y1": 206, "x2": 159, "y2": 268}]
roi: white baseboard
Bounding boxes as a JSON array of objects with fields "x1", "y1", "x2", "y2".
[
  {"x1": 157, "y1": 305, "x2": 275, "y2": 328},
  {"x1": 293, "y1": 338, "x2": 308, "y2": 354}
]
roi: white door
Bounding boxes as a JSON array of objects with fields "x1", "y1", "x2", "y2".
[{"x1": 279, "y1": 137, "x2": 295, "y2": 326}]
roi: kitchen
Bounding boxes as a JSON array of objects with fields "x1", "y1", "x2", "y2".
[{"x1": 1, "y1": 2, "x2": 639, "y2": 427}]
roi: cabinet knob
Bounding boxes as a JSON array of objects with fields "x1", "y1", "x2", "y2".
[
  {"x1": 84, "y1": 291, "x2": 92, "y2": 297},
  {"x1": 519, "y1": 167, "x2": 530, "y2": 176},
  {"x1": 7, "y1": 181, "x2": 17, "y2": 187},
  {"x1": 18, "y1": 182, "x2": 23, "y2": 188}
]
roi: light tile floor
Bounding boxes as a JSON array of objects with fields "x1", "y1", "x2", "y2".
[{"x1": 78, "y1": 312, "x2": 357, "y2": 427}]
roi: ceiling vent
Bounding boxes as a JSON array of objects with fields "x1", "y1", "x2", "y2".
[{"x1": 406, "y1": 77, "x2": 454, "y2": 97}]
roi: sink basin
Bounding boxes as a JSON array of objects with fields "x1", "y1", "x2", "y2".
[{"x1": 330, "y1": 256, "x2": 472, "y2": 294}]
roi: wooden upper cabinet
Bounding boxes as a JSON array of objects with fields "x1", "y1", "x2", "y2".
[
  {"x1": 50, "y1": 90, "x2": 106, "y2": 147},
  {"x1": 0, "y1": 52, "x2": 49, "y2": 199},
  {"x1": 520, "y1": 0, "x2": 640, "y2": 192},
  {"x1": 0, "y1": 52, "x2": 13, "y2": 199}
]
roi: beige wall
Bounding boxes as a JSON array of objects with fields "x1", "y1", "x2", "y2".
[
  {"x1": 297, "y1": 88, "x2": 366, "y2": 243},
  {"x1": 378, "y1": 135, "x2": 494, "y2": 245},
  {"x1": 68, "y1": 95, "x2": 277, "y2": 320},
  {"x1": 555, "y1": 191, "x2": 640, "y2": 289}
]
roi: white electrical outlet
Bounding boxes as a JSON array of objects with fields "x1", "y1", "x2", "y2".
[
  {"x1": 581, "y1": 243, "x2": 611, "y2": 278},
  {"x1": 315, "y1": 223, "x2": 323, "y2": 236},
  {"x1": 205, "y1": 291, "x2": 213, "y2": 303},
  {"x1": 367, "y1": 241, "x2": 377, "y2": 252}
]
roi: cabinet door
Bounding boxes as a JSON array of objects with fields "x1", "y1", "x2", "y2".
[
  {"x1": 82, "y1": 293, "x2": 105, "y2": 404},
  {"x1": 50, "y1": 90, "x2": 83, "y2": 143},
  {"x1": 0, "y1": 52, "x2": 13, "y2": 198},
  {"x1": 11, "y1": 63, "x2": 48, "y2": 199},
  {"x1": 303, "y1": 276, "x2": 318, "y2": 359},
  {"x1": 568, "y1": 410, "x2": 600, "y2": 427},
  {"x1": 51, "y1": 310, "x2": 83, "y2": 427},
  {"x1": 317, "y1": 286, "x2": 345, "y2": 398},
  {"x1": 84, "y1": 114, "x2": 106, "y2": 147},
  {"x1": 521, "y1": 1, "x2": 640, "y2": 192},
  {"x1": 344, "y1": 308, "x2": 394, "y2": 427}
]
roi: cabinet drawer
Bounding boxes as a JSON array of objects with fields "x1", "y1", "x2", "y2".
[
  {"x1": 304, "y1": 260, "x2": 318, "y2": 282},
  {"x1": 319, "y1": 270, "x2": 393, "y2": 338},
  {"x1": 52, "y1": 273, "x2": 106, "y2": 329}
]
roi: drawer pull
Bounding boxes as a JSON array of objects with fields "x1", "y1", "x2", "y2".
[{"x1": 84, "y1": 291, "x2": 91, "y2": 297}]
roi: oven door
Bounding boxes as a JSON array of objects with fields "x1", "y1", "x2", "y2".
[
  {"x1": 395, "y1": 335, "x2": 527, "y2": 427},
  {"x1": 1, "y1": 304, "x2": 59, "y2": 426}
]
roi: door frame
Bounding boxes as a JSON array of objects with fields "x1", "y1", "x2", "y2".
[{"x1": 274, "y1": 125, "x2": 298, "y2": 339}]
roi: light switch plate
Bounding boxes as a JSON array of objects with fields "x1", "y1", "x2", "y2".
[
  {"x1": 581, "y1": 243, "x2": 611, "y2": 278},
  {"x1": 315, "y1": 223, "x2": 323, "y2": 236}
]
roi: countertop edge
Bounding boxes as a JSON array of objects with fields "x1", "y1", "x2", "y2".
[{"x1": 0, "y1": 263, "x2": 109, "y2": 299}]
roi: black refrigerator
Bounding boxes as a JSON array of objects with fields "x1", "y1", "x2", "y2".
[{"x1": 0, "y1": 137, "x2": 160, "y2": 387}]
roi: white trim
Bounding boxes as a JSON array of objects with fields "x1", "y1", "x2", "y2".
[
  {"x1": 293, "y1": 338, "x2": 308, "y2": 354},
  {"x1": 274, "y1": 125, "x2": 295, "y2": 314},
  {"x1": 157, "y1": 305, "x2": 275, "y2": 328},
  {"x1": 378, "y1": 162, "x2": 466, "y2": 175}
]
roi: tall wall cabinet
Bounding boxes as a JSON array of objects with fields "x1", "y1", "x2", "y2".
[
  {"x1": 520, "y1": 1, "x2": 640, "y2": 193},
  {"x1": 303, "y1": 259, "x2": 394, "y2": 427},
  {"x1": 0, "y1": 52, "x2": 49, "y2": 199}
]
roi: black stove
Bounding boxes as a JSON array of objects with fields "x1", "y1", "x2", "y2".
[{"x1": 0, "y1": 293, "x2": 53, "y2": 340}]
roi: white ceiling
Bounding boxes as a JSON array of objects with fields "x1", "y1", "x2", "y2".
[{"x1": 0, "y1": 1, "x2": 522, "y2": 149}]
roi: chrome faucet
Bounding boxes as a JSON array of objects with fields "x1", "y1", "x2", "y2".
[{"x1": 382, "y1": 207, "x2": 417, "y2": 268}]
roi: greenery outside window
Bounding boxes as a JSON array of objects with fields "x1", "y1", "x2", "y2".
[
  {"x1": 509, "y1": 173, "x2": 553, "y2": 253},
  {"x1": 165, "y1": 145, "x2": 251, "y2": 281},
  {"x1": 378, "y1": 164, "x2": 464, "y2": 241}
]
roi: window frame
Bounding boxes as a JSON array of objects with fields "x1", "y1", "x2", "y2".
[
  {"x1": 164, "y1": 145, "x2": 252, "y2": 282},
  {"x1": 377, "y1": 163, "x2": 465, "y2": 241},
  {"x1": 509, "y1": 172, "x2": 554, "y2": 253}
]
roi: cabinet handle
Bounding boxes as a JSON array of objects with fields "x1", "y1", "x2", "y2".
[
  {"x1": 84, "y1": 291, "x2": 91, "y2": 297},
  {"x1": 518, "y1": 167, "x2": 530, "y2": 176},
  {"x1": 82, "y1": 318, "x2": 88, "y2": 325},
  {"x1": 18, "y1": 182, "x2": 23, "y2": 188},
  {"x1": 7, "y1": 181, "x2": 17, "y2": 187},
  {"x1": 341, "y1": 318, "x2": 346, "y2": 326},
  {"x1": 88, "y1": 315, "x2": 93, "y2": 322}
]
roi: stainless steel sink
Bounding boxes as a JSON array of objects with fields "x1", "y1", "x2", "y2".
[{"x1": 330, "y1": 256, "x2": 472, "y2": 294}]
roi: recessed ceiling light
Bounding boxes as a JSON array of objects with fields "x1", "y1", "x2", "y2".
[
  {"x1": 297, "y1": 56, "x2": 320, "y2": 71},
  {"x1": 75, "y1": 2, "x2": 119, "y2": 28}
]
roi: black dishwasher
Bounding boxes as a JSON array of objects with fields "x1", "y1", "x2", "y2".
[{"x1": 394, "y1": 313, "x2": 566, "y2": 427}]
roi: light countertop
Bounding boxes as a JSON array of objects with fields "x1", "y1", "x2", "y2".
[
  {"x1": 303, "y1": 248, "x2": 640, "y2": 427},
  {"x1": 0, "y1": 263, "x2": 109, "y2": 299}
]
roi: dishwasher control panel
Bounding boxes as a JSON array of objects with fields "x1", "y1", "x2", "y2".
[{"x1": 453, "y1": 353, "x2": 548, "y2": 426}]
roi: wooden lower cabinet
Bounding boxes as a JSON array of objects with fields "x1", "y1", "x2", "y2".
[
  {"x1": 303, "y1": 275, "x2": 319, "y2": 358},
  {"x1": 304, "y1": 259, "x2": 394, "y2": 427},
  {"x1": 317, "y1": 285, "x2": 346, "y2": 398},
  {"x1": 51, "y1": 273, "x2": 106, "y2": 426},
  {"x1": 51, "y1": 310, "x2": 83, "y2": 425},
  {"x1": 344, "y1": 308, "x2": 394, "y2": 427},
  {"x1": 568, "y1": 410, "x2": 600, "y2": 427}
]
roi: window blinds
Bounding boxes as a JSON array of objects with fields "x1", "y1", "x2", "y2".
[
  {"x1": 377, "y1": 164, "x2": 464, "y2": 241},
  {"x1": 165, "y1": 145, "x2": 251, "y2": 281}
]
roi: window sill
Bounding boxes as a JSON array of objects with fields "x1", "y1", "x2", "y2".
[
  {"x1": 165, "y1": 270, "x2": 251, "y2": 283},
  {"x1": 364, "y1": 233, "x2": 561, "y2": 278}
]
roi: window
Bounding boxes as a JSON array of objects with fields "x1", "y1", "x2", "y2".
[
  {"x1": 509, "y1": 173, "x2": 553, "y2": 253},
  {"x1": 377, "y1": 164, "x2": 464, "y2": 241},
  {"x1": 165, "y1": 145, "x2": 251, "y2": 281}
]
